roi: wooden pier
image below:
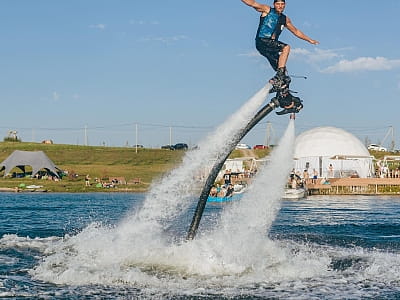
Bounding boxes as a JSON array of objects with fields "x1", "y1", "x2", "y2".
[{"x1": 306, "y1": 178, "x2": 400, "y2": 195}]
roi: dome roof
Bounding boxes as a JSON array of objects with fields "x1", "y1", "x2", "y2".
[{"x1": 294, "y1": 127, "x2": 370, "y2": 158}]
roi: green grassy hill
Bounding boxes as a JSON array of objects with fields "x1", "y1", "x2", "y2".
[
  {"x1": 2, "y1": 141, "x2": 390, "y2": 193},
  {"x1": 0, "y1": 142, "x2": 271, "y2": 193},
  {"x1": 0, "y1": 142, "x2": 184, "y2": 192}
]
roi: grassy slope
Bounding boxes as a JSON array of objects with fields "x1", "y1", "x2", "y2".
[
  {"x1": 1, "y1": 142, "x2": 391, "y2": 193},
  {"x1": 0, "y1": 142, "x2": 184, "y2": 192},
  {"x1": 0, "y1": 142, "x2": 270, "y2": 193}
]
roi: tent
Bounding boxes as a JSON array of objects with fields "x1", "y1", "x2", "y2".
[
  {"x1": 293, "y1": 127, "x2": 374, "y2": 178},
  {"x1": 0, "y1": 150, "x2": 61, "y2": 178}
]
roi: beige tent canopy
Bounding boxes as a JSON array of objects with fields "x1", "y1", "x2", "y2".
[{"x1": 0, "y1": 150, "x2": 61, "y2": 178}]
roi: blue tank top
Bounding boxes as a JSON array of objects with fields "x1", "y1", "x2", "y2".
[{"x1": 256, "y1": 8, "x2": 286, "y2": 40}]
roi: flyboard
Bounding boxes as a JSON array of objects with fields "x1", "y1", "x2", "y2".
[{"x1": 186, "y1": 85, "x2": 303, "y2": 240}]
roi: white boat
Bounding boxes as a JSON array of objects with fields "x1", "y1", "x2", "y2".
[
  {"x1": 233, "y1": 183, "x2": 246, "y2": 194},
  {"x1": 282, "y1": 187, "x2": 306, "y2": 199}
]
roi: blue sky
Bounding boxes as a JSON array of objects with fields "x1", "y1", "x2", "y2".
[{"x1": 1, "y1": 1, "x2": 399, "y2": 149}]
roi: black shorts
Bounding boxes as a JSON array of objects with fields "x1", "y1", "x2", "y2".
[{"x1": 255, "y1": 38, "x2": 287, "y2": 71}]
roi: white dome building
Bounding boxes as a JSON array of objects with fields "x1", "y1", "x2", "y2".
[{"x1": 294, "y1": 127, "x2": 374, "y2": 178}]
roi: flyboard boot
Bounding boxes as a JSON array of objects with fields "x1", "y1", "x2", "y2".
[
  {"x1": 269, "y1": 67, "x2": 291, "y2": 93},
  {"x1": 275, "y1": 90, "x2": 303, "y2": 115},
  {"x1": 269, "y1": 67, "x2": 303, "y2": 115}
]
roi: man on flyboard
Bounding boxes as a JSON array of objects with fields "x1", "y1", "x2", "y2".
[{"x1": 241, "y1": 0, "x2": 319, "y2": 115}]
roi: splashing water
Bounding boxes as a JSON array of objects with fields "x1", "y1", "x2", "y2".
[
  {"x1": 178, "y1": 119, "x2": 297, "y2": 276},
  {"x1": 19, "y1": 112, "x2": 400, "y2": 298},
  {"x1": 31, "y1": 117, "x2": 298, "y2": 288},
  {"x1": 116, "y1": 84, "x2": 271, "y2": 237},
  {"x1": 200, "y1": 120, "x2": 296, "y2": 263},
  {"x1": 31, "y1": 84, "x2": 277, "y2": 284}
]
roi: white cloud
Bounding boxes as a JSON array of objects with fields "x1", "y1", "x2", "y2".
[
  {"x1": 291, "y1": 47, "x2": 346, "y2": 63},
  {"x1": 239, "y1": 47, "x2": 347, "y2": 64},
  {"x1": 89, "y1": 24, "x2": 106, "y2": 30},
  {"x1": 322, "y1": 56, "x2": 400, "y2": 73}
]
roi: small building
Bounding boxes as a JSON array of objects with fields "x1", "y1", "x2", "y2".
[
  {"x1": 293, "y1": 127, "x2": 374, "y2": 178},
  {"x1": 41, "y1": 140, "x2": 54, "y2": 144}
]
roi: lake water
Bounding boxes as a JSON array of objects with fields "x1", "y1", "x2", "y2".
[{"x1": 1, "y1": 192, "x2": 400, "y2": 299}]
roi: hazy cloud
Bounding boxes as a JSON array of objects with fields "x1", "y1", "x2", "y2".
[
  {"x1": 52, "y1": 91, "x2": 60, "y2": 101},
  {"x1": 240, "y1": 47, "x2": 348, "y2": 63},
  {"x1": 322, "y1": 56, "x2": 400, "y2": 73},
  {"x1": 141, "y1": 35, "x2": 188, "y2": 43},
  {"x1": 129, "y1": 19, "x2": 159, "y2": 26},
  {"x1": 238, "y1": 50, "x2": 260, "y2": 58},
  {"x1": 89, "y1": 24, "x2": 106, "y2": 30},
  {"x1": 200, "y1": 39, "x2": 209, "y2": 47},
  {"x1": 291, "y1": 48, "x2": 348, "y2": 63}
]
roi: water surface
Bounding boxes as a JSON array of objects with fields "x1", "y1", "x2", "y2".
[{"x1": 2, "y1": 193, "x2": 400, "y2": 299}]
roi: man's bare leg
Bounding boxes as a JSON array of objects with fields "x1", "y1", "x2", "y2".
[
  {"x1": 269, "y1": 45, "x2": 291, "y2": 92},
  {"x1": 278, "y1": 45, "x2": 290, "y2": 69}
]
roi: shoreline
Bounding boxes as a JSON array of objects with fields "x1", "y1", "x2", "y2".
[
  {"x1": 0, "y1": 187, "x2": 19, "y2": 193},
  {"x1": 0, "y1": 186, "x2": 147, "y2": 193}
]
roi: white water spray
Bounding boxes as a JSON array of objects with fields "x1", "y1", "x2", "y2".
[
  {"x1": 28, "y1": 100, "x2": 400, "y2": 300},
  {"x1": 218, "y1": 119, "x2": 295, "y2": 237},
  {"x1": 32, "y1": 87, "x2": 306, "y2": 287},
  {"x1": 182, "y1": 120, "x2": 296, "y2": 274},
  {"x1": 21, "y1": 101, "x2": 400, "y2": 298},
  {"x1": 118, "y1": 84, "x2": 271, "y2": 235}
]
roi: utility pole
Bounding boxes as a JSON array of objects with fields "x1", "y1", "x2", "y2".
[
  {"x1": 169, "y1": 126, "x2": 173, "y2": 146},
  {"x1": 84, "y1": 125, "x2": 88, "y2": 146},
  {"x1": 381, "y1": 126, "x2": 395, "y2": 151},
  {"x1": 264, "y1": 122, "x2": 274, "y2": 147},
  {"x1": 390, "y1": 126, "x2": 395, "y2": 151},
  {"x1": 135, "y1": 123, "x2": 138, "y2": 154}
]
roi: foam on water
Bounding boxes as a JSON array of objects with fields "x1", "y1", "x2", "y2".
[
  {"x1": 2, "y1": 208, "x2": 400, "y2": 297},
  {"x1": 8, "y1": 85, "x2": 399, "y2": 298},
  {"x1": 26, "y1": 120, "x2": 315, "y2": 289},
  {"x1": 29, "y1": 84, "x2": 274, "y2": 284},
  {"x1": 116, "y1": 84, "x2": 271, "y2": 238},
  {"x1": 29, "y1": 119, "x2": 314, "y2": 286},
  {"x1": 186, "y1": 119, "x2": 297, "y2": 273},
  {"x1": 19, "y1": 230, "x2": 400, "y2": 298}
]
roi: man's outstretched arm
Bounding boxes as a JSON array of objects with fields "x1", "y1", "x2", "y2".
[
  {"x1": 286, "y1": 17, "x2": 319, "y2": 45},
  {"x1": 241, "y1": 0, "x2": 270, "y2": 13}
]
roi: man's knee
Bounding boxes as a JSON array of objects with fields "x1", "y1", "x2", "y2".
[{"x1": 282, "y1": 44, "x2": 290, "y2": 54}]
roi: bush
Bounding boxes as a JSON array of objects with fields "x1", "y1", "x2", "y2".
[{"x1": 3, "y1": 137, "x2": 22, "y2": 142}]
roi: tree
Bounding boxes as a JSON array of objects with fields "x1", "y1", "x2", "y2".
[{"x1": 3, "y1": 130, "x2": 21, "y2": 142}]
